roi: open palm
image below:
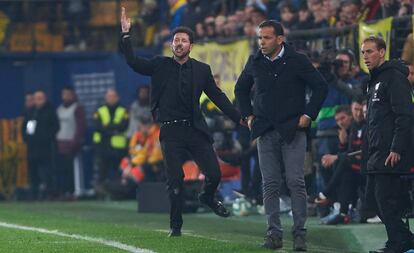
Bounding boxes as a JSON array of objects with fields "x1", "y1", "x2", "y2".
[{"x1": 121, "y1": 7, "x2": 131, "y2": 33}]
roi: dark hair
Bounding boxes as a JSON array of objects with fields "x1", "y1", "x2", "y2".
[
  {"x1": 362, "y1": 36, "x2": 386, "y2": 51},
  {"x1": 252, "y1": 6, "x2": 267, "y2": 17},
  {"x1": 352, "y1": 97, "x2": 365, "y2": 105},
  {"x1": 279, "y1": 0, "x2": 296, "y2": 13},
  {"x1": 335, "y1": 105, "x2": 352, "y2": 115},
  {"x1": 172, "y1": 26, "x2": 195, "y2": 44},
  {"x1": 258, "y1": 20, "x2": 284, "y2": 36}
]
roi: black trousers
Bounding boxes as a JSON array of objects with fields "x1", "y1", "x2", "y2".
[
  {"x1": 96, "y1": 150, "x2": 124, "y2": 184},
  {"x1": 365, "y1": 174, "x2": 413, "y2": 250},
  {"x1": 56, "y1": 153, "x2": 75, "y2": 195},
  {"x1": 323, "y1": 156, "x2": 361, "y2": 214},
  {"x1": 28, "y1": 157, "x2": 55, "y2": 200},
  {"x1": 160, "y1": 124, "x2": 221, "y2": 230}
]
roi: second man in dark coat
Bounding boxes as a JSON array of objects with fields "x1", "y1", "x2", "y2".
[{"x1": 235, "y1": 20, "x2": 328, "y2": 251}]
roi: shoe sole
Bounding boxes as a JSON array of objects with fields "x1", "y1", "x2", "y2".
[{"x1": 293, "y1": 247, "x2": 307, "y2": 251}]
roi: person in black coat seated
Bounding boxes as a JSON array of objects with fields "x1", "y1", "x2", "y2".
[
  {"x1": 119, "y1": 7, "x2": 242, "y2": 237},
  {"x1": 24, "y1": 90, "x2": 59, "y2": 200}
]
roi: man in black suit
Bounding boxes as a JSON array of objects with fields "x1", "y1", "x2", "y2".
[
  {"x1": 235, "y1": 20, "x2": 328, "y2": 251},
  {"x1": 120, "y1": 7, "x2": 241, "y2": 237},
  {"x1": 24, "y1": 90, "x2": 60, "y2": 200}
]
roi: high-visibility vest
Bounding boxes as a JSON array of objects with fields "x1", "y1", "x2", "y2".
[
  {"x1": 93, "y1": 105, "x2": 127, "y2": 149},
  {"x1": 411, "y1": 90, "x2": 414, "y2": 104}
]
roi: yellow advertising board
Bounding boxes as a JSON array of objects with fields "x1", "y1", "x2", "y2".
[
  {"x1": 0, "y1": 118, "x2": 28, "y2": 199},
  {"x1": 164, "y1": 39, "x2": 250, "y2": 103}
]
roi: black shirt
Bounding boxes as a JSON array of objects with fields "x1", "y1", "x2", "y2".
[{"x1": 157, "y1": 58, "x2": 193, "y2": 121}]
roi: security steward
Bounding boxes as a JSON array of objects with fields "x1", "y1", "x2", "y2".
[{"x1": 93, "y1": 88, "x2": 129, "y2": 193}]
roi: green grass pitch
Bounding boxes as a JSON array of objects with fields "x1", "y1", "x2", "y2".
[{"x1": 0, "y1": 201, "x2": 396, "y2": 252}]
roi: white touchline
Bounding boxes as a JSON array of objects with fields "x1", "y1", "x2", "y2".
[
  {"x1": 0, "y1": 221, "x2": 155, "y2": 253},
  {"x1": 154, "y1": 229, "x2": 229, "y2": 243}
]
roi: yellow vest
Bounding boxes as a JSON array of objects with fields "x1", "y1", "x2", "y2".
[{"x1": 93, "y1": 105, "x2": 127, "y2": 149}]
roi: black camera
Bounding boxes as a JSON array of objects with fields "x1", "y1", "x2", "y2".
[{"x1": 332, "y1": 59, "x2": 345, "y2": 70}]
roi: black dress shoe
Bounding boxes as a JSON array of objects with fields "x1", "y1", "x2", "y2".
[
  {"x1": 199, "y1": 196, "x2": 231, "y2": 218},
  {"x1": 209, "y1": 200, "x2": 231, "y2": 217},
  {"x1": 168, "y1": 229, "x2": 181, "y2": 237},
  {"x1": 262, "y1": 234, "x2": 283, "y2": 249}
]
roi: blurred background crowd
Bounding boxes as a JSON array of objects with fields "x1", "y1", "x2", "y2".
[
  {"x1": 0, "y1": 0, "x2": 412, "y2": 51},
  {"x1": 0, "y1": 0, "x2": 413, "y2": 225}
]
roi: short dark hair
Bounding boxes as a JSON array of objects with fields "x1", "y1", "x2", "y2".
[
  {"x1": 172, "y1": 26, "x2": 195, "y2": 44},
  {"x1": 363, "y1": 36, "x2": 386, "y2": 51},
  {"x1": 252, "y1": 6, "x2": 267, "y2": 17},
  {"x1": 279, "y1": 0, "x2": 296, "y2": 13},
  {"x1": 258, "y1": 20, "x2": 284, "y2": 36},
  {"x1": 335, "y1": 105, "x2": 352, "y2": 115},
  {"x1": 352, "y1": 97, "x2": 365, "y2": 105}
]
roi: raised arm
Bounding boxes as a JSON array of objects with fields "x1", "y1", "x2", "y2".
[
  {"x1": 120, "y1": 7, "x2": 155, "y2": 76},
  {"x1": 121, "y1": 7, "x2": 131, "y2": 33}
]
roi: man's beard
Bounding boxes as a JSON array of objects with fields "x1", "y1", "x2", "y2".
[{"x1": 173, "y1": 46, "x2": 189, "y2": 59}]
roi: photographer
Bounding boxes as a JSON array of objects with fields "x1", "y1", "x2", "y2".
[{"x1": 315, "y1": 49, "x2": 363, "y2": 193}]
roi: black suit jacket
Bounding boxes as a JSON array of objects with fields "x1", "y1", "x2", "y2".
[
  {"x1": 120, "y1": 35, "x2": 241, "y2": 143},
  {"x1": 25, "y1": 102, "x2": 60, "y2": 159},
  {"x1": 235, "y1": 43, "x2": 328, "y2": 142}
]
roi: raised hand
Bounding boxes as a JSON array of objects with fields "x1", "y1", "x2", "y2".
[{"x1": 121, "y1": 7, "x2": 131, "y2": 33}]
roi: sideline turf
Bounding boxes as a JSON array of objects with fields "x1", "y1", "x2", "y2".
[{"x1": 0, "y1": 201, "x2": 390, "y2": 252}]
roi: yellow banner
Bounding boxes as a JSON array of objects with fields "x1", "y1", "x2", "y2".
[
  {"x1": 358, "y1": 17, "x2": 393, "y2": 73},
  {"x1": 0, "y1": 11, "x2": 9, "y2": 44},
  {"x1": 163, "y1": 39, "x2": 250, "y2": 102},
  {"x1": 0, "y1": 118, "x2": 28, "y2": 199}
]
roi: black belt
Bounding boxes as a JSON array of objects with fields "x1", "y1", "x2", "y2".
[{"x1": 161, "y1": 119, "x2": 192, "y2": 127}]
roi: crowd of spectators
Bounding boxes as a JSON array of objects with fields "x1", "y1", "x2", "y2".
[
  {"x1": 0, "y1": 0, "x2": 413, "y2": 51},
  {"x1": 142, "y1": 0, "x2": 414, "y2": 46},
  {"x1": 8, "y1": 0, "x2": 414, "y2": 224}
]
